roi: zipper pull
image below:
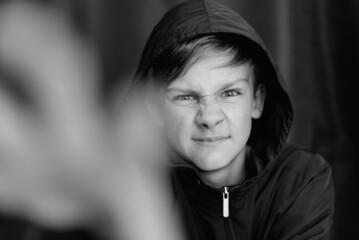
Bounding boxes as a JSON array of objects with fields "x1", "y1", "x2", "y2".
[{"x1": 223, "y1": 187, "x2": 229, "y2": 218}]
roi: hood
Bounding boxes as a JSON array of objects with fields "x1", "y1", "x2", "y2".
[{"x1": 135, "y1": 0, "x2": 293, "y2": 166}]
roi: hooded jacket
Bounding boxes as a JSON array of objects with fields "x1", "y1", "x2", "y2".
[{"x1": 136, "y1": 1, "x2": 334, "y2": 240}]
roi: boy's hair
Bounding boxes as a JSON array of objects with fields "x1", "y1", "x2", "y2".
[{"x1": 138, "y1": 33, "x2": 264, "y2": 91}]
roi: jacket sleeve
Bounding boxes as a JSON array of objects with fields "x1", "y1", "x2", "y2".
[{"x1": 269, "y1": 154, "x2": 335, "y2": 240}]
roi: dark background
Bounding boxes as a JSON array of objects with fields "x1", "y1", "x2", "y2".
[{"x1": 1, "y1": 0, "x2": 358, "y2": 239}]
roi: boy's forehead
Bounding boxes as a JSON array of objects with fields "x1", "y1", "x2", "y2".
[{"x1": 167, "y1": 55, "x2": 253, "y2": 91}]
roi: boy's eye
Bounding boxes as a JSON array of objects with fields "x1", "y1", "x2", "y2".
[
  {"x1": 174, "y1": 95, "x2": 195, "y2": 101},
  {"x1": 221, "y1": 89, "x2": 241, "y2": 97}
]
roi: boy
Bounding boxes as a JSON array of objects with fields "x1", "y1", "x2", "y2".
[{"x1": 135, "y1": 0, "x2": 334, "y2": 239}]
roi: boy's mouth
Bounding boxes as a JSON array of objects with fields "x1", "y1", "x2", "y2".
[{"x1": 192, "y1": 136, "x2": 230, "y2": 142}]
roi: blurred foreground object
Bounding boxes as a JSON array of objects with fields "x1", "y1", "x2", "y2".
[{"x1": 0, "y1": 1, "x2": 183, "y2": 240}]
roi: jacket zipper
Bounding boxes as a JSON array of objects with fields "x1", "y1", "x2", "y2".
[{"x1": 222, "y1": 186, "x2": 229, "y2": 218}]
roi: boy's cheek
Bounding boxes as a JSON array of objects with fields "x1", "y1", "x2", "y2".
[
  {"x1": 163, "y1": 106, "x2": 196, "y2": 126},
  {"x1": 225, "y1": 101, "x2": 254, "y2": 122}
]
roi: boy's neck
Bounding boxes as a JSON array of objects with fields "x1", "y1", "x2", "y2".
[{"x1": 199, "y1": 148, "x2": 247, "y2": 189}]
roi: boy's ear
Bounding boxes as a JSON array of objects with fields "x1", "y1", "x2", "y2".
[{"x1": 251, "y1": 84, "x2": 266, "y2": 119}]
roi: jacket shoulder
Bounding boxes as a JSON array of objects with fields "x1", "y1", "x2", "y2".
[
  {"x1": 271, "y1": 143, "x2": 332, "y2": 182},
  {"x1": 258, "y1": 144, "x2": 334, "y2": 240}
]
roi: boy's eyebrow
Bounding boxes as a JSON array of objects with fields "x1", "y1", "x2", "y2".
[
  {"x1": 217, "y1": 78, "x2": 248, "y2": 92},
  {"x1": 166, "y1": 78, "x2": 248, "y2": 94},
  {"x1": 165, "y1": 87, "x2": 199, "y2": 96}
]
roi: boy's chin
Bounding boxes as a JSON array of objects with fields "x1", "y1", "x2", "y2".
[{"x1": 191, "y1": 154, "x2": 233, "y2": 172}]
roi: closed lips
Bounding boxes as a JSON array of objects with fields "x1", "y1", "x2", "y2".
[{"x1": 192, "y1": 136, "x2": 230, "y2": 142}]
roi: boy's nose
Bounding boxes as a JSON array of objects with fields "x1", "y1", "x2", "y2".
[{"x1": 195, "y1": 104, "x2": 224, "y2": 129}]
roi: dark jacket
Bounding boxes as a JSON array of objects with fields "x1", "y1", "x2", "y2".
[{"x1": 136, "y1": 1, "x2": 334, "y2": 240}]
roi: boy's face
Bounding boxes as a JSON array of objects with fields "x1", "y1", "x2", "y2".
[{"x1": 161, "y1": 51, "x2": 265, "y2": 171}]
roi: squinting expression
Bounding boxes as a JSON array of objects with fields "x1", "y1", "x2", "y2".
[{"x1": 162, "y1": 51, "x2": 264, "y2": 172}]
